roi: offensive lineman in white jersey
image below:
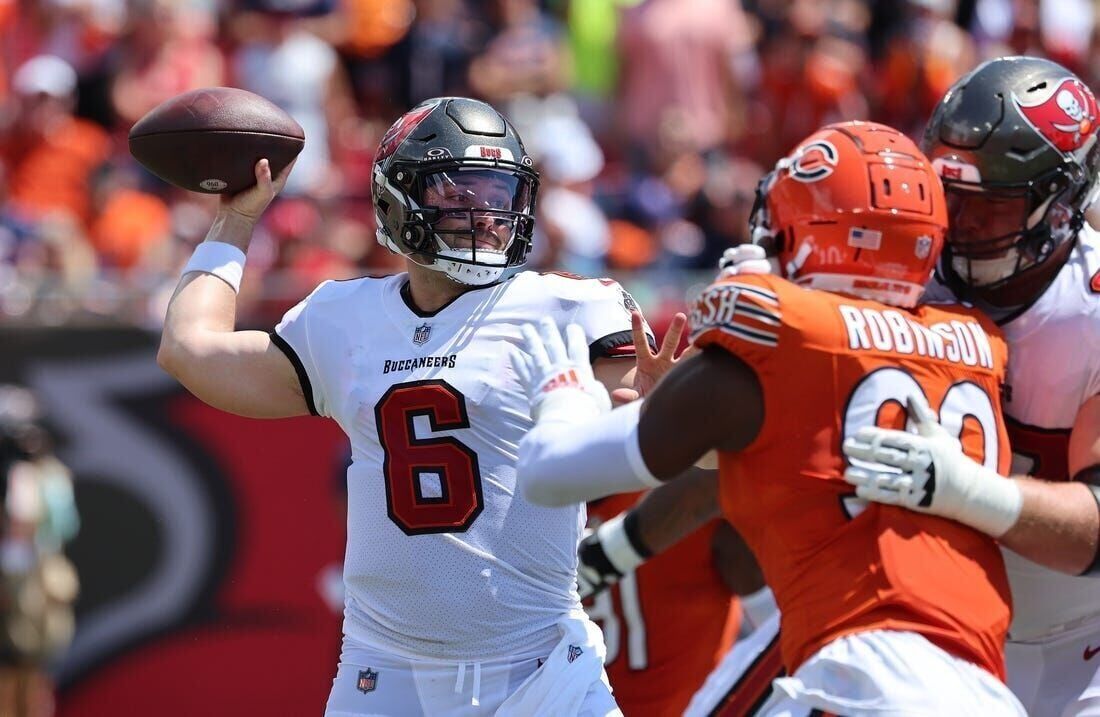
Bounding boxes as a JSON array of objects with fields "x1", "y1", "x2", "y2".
[
  {"x1": 158, "y1": 97, "x2": 645, "y2": 715},
  {"x1": 844, "y1": 57, "x2": 1100, "y2": 717}
]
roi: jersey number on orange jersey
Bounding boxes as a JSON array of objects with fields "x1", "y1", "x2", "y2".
[
  {"x1": 841, "y1": 367, "x2": 1000, "y2": 518},
  {"x1": 375, "y1": 380, "x2": 484, "y2": 535}
]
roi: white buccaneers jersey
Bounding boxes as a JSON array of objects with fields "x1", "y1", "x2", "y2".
[
  {"x1": 273, "y1": 271, "x2": 641, "y2": 660},
  {"x1": 928, "y1": 226, "x2": 1100, "y2": 640}
]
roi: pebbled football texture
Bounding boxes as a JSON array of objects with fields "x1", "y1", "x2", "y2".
[{"x1": 129, "y1": 87, "x2": 305, "y2": 194}]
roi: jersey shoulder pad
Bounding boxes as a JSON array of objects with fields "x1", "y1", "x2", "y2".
[
  {"x1": 523, "y1": 270, "x2": 626, "y2": 302},
  {"x1": 517, "y1": 271, "x2": 642, "y2": 358},
  {"x1": 689, "y1": 273, "x2": 788, "y2": 353}
]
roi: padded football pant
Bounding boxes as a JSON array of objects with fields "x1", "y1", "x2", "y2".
[
  {"x1": 1007, "y1": 614, "x2": 1100, "y2": 717},
  {"x1": 324, "y1": 642, "x2": 619, "y2": 716}
]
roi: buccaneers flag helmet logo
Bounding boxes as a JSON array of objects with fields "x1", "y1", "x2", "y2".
[
  {"x1": 1013, "y1": 78, "x2": 1099, "y2": 155},
  {"x1": 376, "y1": 99, "x2": 441, "y2": 163}
]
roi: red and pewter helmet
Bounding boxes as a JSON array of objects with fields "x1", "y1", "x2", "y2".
[
  {"x1": 748, "y1": 121, "x2": 947, "y2": 308},
  {"x1": 372, "y1": 97, "x2": 540, "y2": 286},
  {"x1": 922, "y1": 56, "x2": 1100, "y2": 307}
]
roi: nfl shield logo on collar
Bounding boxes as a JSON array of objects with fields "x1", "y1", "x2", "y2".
[
  {"x1": 413, "y1": 323, "x2": 432, "y2": 345},
  {"x1": 567, "y1": 645, "x2": 583, "y2": 663},
  {"x1": 357, "y1": 668, "x2": 378, "y2": 694}
]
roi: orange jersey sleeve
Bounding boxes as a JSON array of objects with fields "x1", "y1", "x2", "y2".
[
  {"x1": 689, "y1": 273, "x2": 1013, "y2": 679},
  {"x1": 585, "y1": 494, "x2": 739, "y2": 717}
]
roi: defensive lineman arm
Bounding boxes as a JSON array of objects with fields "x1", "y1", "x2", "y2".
[{"x1": 157, "y1": 160, "x2": 636, "y2": 419}]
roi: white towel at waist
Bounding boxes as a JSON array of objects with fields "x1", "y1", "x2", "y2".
[{"x1": 496, "y1": 610, "x2": 610, "y2": 716}]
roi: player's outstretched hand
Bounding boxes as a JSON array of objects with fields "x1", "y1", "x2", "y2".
[
  {"x1": 512, "y1": 317, "x2": 611, "y2": 424},
  {"x1": 841, "y1": 394, "x2": 1021, "y2": 537},
  {"x1": 612, "y1": 311, "x2": 689, "y2": 406},
  {"x1": 220, "y1": 158, "x2": 296, "y2": 223}
]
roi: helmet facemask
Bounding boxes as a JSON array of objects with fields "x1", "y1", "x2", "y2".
[
  {"x1": 941, "y1": 164, "x2": 1089, "y2": 300},
  {"x1": 921, "y1": 57, "x2": 1100, "y2": 306}
]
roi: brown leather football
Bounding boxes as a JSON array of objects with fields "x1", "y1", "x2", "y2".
[{"x1": 129, "y1": 87, "x2": 305, "y2": 194}]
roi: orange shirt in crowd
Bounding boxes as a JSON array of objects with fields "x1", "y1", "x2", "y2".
[
  {"x1": 91, "y1": 188, "x2": 171, "y2": 269},
  {"x1": 4, "y1": 117, "x2": 110, "y2": 228}
]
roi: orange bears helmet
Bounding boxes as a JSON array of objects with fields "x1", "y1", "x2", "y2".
[{"x1": 749, "y1": 121, "x2": 947, "y2": 308}]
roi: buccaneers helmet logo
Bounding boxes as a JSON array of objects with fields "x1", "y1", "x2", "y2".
[
  {"x1": 788, "y1": 140, "x2": 839, "y2": 182},
  {"x1": 376, "y1": 99, "x2": 441, "y2": 163},
  {"x1": 1013, "y1": 78, "x2": 1099, "y2": 155}
]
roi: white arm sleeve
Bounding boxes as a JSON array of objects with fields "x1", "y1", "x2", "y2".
[{"x1": 517, "y1": 401, "x2": 662, "y2": 507}]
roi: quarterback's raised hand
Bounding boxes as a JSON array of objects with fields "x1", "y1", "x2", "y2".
[
  {"x1": 512, "y1": 318, "x2": 611, "y2": 423},
  {"x1": 221, "y1": 158, "x2": 296, "y2": 224},
  {"x1": 842, "y1": 394, "x2": 1022, "y2": 538}
]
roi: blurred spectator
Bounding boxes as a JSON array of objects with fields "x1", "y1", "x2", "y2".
[
  {"x1": 746, "y1": 0, "x2": 870, "y2": 163},
  {"x1": 0, "y1": 385, "x2": 80, "y2": 717},
  {"x1": 528, "y1": 112, "x2": 610, "y2": 274},
  {"x1": 0, "y1": 55, "x2": 110, "y2": 230},
  {"x1": 564, "y1": 0, "x2": 629, "y2": 102},
  {"x1": 467, "y1": 0, "x2": 571, "y2": 111},
  {"x1": 89, "y1": 187, "x2": 170, "y2": 271},
  {"x1": 336, "y1": 0, "x2": 414, "y2": 59},
  {"x1": 616, "y1": 0, "x2": 754, "y2": 161},
  {"x1": 384, "y1": 0, "x2": 485, "y2": 109},
  {"x1": 230, "y1": 6, "x2": 356, "y2": 195},
  {"x1": 109, "y1": 0, "x2": 225, "y2": 129},
  {"x1": 877, "y1": 0, "x2": 977, "y2": 136}
]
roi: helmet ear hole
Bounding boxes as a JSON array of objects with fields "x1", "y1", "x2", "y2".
[{"x1": 403, "y1": 224, "x2": 427, "y2": 251}]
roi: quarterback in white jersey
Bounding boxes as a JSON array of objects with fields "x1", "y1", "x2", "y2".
[
  {"x1": 844, "y1": 57, "x2": 1100, "y2": 717},
  {"x1": 158, "y1": 97, "x2": 640, "y2": 716},
  {"x1": 274, "y1": 270, "x2": 640, "y2": 662}
]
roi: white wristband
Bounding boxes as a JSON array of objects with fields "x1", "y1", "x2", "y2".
[
  {"x1": 954, "y1": 465, "x2": 1023, "y2": 538},
  {"x1": 182, "y1": 241, "x2": 247, "y2": 293},
  {"x1": 597, "y1": 514, "x2": 646, "y2": 575}
]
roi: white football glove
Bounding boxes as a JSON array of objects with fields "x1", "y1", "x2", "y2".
[
  {"x1": 841, "y1": 393, "x2": 1022, "y2": 538},
  {"x1": 512, "y1": 317, "x2": 611, "y2": 424},
  {"x1": 718, "y1": 244, "x2": 773, "y2": 278}
]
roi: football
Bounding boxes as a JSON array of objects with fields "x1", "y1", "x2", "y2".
[{"x1": 128, "y1": 87, "x2": 305, "y2": 194}]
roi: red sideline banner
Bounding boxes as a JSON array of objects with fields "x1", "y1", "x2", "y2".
[{"x1": 0, "y1": 328, "x2": 348, "y2": 716}]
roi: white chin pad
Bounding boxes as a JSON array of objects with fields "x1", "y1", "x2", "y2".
[{"x1": 434, "y1": 247, "x2": 509, "y2": 286}]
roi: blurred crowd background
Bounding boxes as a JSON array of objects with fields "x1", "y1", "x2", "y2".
[
  {"x1": 3, "y1": 1, "x2": 1100, "y2": 711},
  {"x1": 1, "y1": 0, "x2": 1099, "y2": 333}
]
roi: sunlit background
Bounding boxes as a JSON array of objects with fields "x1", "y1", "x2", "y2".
[{"x1": 1, "y1": 0, "x2": 1096, "y2": 714}]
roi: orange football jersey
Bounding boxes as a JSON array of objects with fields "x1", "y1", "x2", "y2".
[
  {"x1": 690, "y1": 272, "x2": 1013, "y2": 680},
  {"x1": 585, "y1": 492, "x2": 740, "y2": 716}
]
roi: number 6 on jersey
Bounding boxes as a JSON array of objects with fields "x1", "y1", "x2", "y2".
[{"x1": 375, "y1": 380, "x2": 484, "y2": 535}]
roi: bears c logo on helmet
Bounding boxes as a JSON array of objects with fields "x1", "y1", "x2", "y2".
[
  {"x1": 788, "y1": 140, "x2": 839, "y2": 183},
  {"x1": 1013, "y1": 78, "x2": 1099, "y2": 156}
]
